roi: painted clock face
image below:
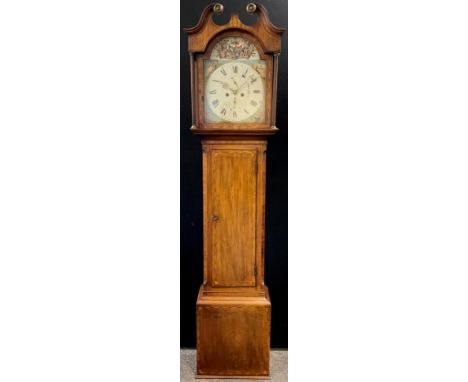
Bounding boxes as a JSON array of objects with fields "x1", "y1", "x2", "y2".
[
  {"x1": 205, "y1": 62, "x2": 264, "y2": 122},
  {"x1": 204, "y1": 37, "x2": 266, "y2": 124}
]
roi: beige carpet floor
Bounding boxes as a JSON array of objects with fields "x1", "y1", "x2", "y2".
[{"x1": 180, "y1": 349, "x2": 288, "y2": 382}]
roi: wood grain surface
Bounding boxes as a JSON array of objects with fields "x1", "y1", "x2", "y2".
[
  {"x1": 196, "y1": 286, "x2": 271, "y2": 378},
  {"x1": 211, "y1": 149, "x2": 257, "y2": 287}
]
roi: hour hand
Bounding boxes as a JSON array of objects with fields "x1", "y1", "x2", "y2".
[
  {"x1": 223, "y1": 83, "x2": 236, "y2": 92},
  {"x1": 213, "y1": 80, "x2": 236, "y2": 92}
]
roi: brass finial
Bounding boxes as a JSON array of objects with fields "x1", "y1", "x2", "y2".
[
  {"x1": 246, "y1": 3, "x2": 257, "y2": 14},
  {"x1": 213, "y1": 3, "x2": 224, "y2": 14}
]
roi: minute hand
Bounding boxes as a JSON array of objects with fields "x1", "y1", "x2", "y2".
[{"x1": 236, "y1": 80, "x2": 250, "y2": 94}]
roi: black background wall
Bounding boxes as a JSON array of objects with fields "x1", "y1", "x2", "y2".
[{"x1": 180, "y1": 0, "x2": 288, "y2": 349}]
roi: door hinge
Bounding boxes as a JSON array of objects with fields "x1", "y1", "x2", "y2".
[
  {"x1": 254, "y1": 264, "x2": 257, "y2": 277},
  {"x1": 255, "y1": 159, "x2": 258, "y2": 175}
]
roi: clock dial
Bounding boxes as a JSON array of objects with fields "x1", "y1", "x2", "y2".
[
  {"x1": 206, "y1": 62, "x2": 264, "y2": 122},
  {"x1": 203, "y1": 36, "x2": 266, "y2": 124}
]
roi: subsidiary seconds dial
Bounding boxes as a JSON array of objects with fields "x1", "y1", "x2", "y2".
[{"x1": 206, "y1": 62, "x2": 264, "y2": 122}]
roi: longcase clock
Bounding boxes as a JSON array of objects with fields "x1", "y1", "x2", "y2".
[{"x1": 184, "y1": 3, "x2": 284, "y2": 378}]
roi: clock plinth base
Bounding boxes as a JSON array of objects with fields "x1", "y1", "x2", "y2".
[
  {"x1": 195, "y1": 375, "x2": 269, "y2": 380},
  {"x1": 196, "y1": 285, "x2": 271, "y2": 378}
]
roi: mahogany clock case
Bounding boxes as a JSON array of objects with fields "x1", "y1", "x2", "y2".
[{"x1": 180, "y1": 0, "x2": 288, "y2": 349}]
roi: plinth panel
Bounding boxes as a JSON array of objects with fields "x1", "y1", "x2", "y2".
[{"x1": 196, "y1": 290, "x2": 271, "y2": 378}]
